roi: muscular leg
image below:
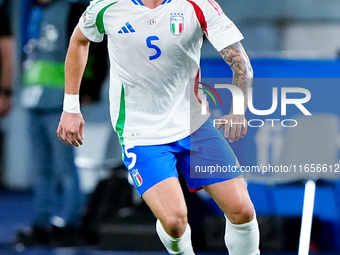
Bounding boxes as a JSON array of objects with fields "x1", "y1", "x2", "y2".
[
  {"x1": 204, "y1": 176, "x2": 254, "y2": 224},
  {"x1": 142, "y1": 177, "x2": 195, "y2": 254},
  {"x1": 204, "y1": 176, "x2": 260, "y2": 255}
]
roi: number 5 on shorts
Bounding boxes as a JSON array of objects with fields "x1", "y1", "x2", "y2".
[{"x1": 124, "y1": 145, "x2": 137, "y2": 170}]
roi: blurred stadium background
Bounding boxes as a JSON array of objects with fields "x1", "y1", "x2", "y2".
[{"x1": 1, "y1": 0, "x2": 340, "y2": 254}]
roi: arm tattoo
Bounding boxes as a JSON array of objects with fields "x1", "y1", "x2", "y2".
[{"x1": 219, "y1": 42, "x2": 253, "y2": 113}]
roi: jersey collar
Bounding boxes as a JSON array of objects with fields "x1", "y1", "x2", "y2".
[{"x1": 131, "y1": 0, "x2": 173, "y2": 6}]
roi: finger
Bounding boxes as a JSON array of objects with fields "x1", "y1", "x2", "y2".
[
  {"x1": 216, "y1": 119, "x2": 223, "y2": 129},
  {"x1": 228, "y1": 123, "x2": 236, "y2": 142},
  {"x1": 74, "y1": 121, "x2": 85, "y2": 146},
  {"x1": 224, "y1": 121, "x2": 231, "y2": 139},
  {"x1": 57, "y1": 127, "x2": 69, "y2": 144},
  {"x1": 240, "y1": 122, "x2": 248, "y2": 138},
  {"x1": 234, "y1": 123, "x2": 242, "y2": 141},
  {"x1": 56, "y1": 124, "x2": 63, "y2": 139},
  {"x1": 57, "y1": 131, "x2": 62, "y2": 140},
  {"x1": 216, "y1": 117, "x2": 227, "y2": 129},
  {"x1": 79, "y1": 120, "x2": 85, "y2": 140},
  {"x1": 61, "y1": 129, "x2": 72, "y2": 145},
  {"x1": 67, "y1": 132, "x2": 80, "y2": 147},
  {"x1": 74, "y1": 131, "x2": 83, "y2": 146}
]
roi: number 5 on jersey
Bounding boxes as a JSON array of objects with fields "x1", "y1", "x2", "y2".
[{"x1": 146, "y1": 36, "x2": 161, "y2": 60}]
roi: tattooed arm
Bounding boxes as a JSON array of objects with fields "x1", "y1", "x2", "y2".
[
  {"x1": 220, "y1": 41, "x2": 253, "y2": 113},
  {"x1": 217, "y1": 42, "x2": 253, "y2": 142}
]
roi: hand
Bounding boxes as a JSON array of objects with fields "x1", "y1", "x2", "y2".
[
  {"x1": 0, "y1": 95, "x2": 11, "y2": 119},
  {"x1": 56, "y1": 111, "x2": 85, "y2": 147},
  {"x1": 216, "y1": 114, "x2": 247, "y2": 142}
]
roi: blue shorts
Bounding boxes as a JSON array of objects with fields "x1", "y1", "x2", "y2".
[{"x1": 123, "y1": 118, "x2": 242, "y2": 196}]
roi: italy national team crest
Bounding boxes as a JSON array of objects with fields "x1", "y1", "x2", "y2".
[
  {"x1": 131, "y1": 169, "x2": 143, "y2": 187},
  {"x1": 170, "y1": 14, "x2": 184, "y2": 36}
]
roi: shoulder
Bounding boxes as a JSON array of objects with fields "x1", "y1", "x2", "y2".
[
  {"x1": 80, "y1": 0, "x2": 122, "y2": 41},
  {"x1": 184, "y1": 0, "x2": 224, "y2": 16},
  {"x1": 85, "y1": 0, "x2": 121, "y2": 14},
  {"x1": 82, "y1": 0, "x2": 120, "y2": 27}
]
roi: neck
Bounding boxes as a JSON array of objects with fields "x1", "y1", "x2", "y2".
[{"x1": 141, "y1": 0, "x2": 164, "y2": 9}]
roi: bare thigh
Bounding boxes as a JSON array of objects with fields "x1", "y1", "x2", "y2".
[
  {"x1": 142, "y1": 177, "x2": 188, "y2": 237},
  {"x1": 204, "y1": 176, "x2": 254, "y2": 224}
]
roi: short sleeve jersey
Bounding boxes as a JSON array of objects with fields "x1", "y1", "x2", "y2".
[{"x1": 79, "y1": 0, "x2": 243, "y2": 146}]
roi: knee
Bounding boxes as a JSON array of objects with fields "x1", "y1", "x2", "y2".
[
  {"x1": 159, "y1": 209, "x2": 188, "y2": 238},
  {"x1": 227, "y1": 200, "x2": 255, "y2": 224}
]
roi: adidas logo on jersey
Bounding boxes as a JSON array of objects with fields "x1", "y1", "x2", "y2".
[{"x1": 118, "y1": 22, "x2": 135, "y2": 34}]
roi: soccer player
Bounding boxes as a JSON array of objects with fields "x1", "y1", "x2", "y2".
[{"x1": 57, "y1": 0, "x2": 260, "y2": 254}]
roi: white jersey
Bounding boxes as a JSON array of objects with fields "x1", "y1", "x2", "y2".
[{"x1": 79, "y1": 0, "x2": 243, "y2": 146}]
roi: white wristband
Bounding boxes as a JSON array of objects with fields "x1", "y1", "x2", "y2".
[{"x1": 63, "y1": 93, "x2": 80, "y2": 114}]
